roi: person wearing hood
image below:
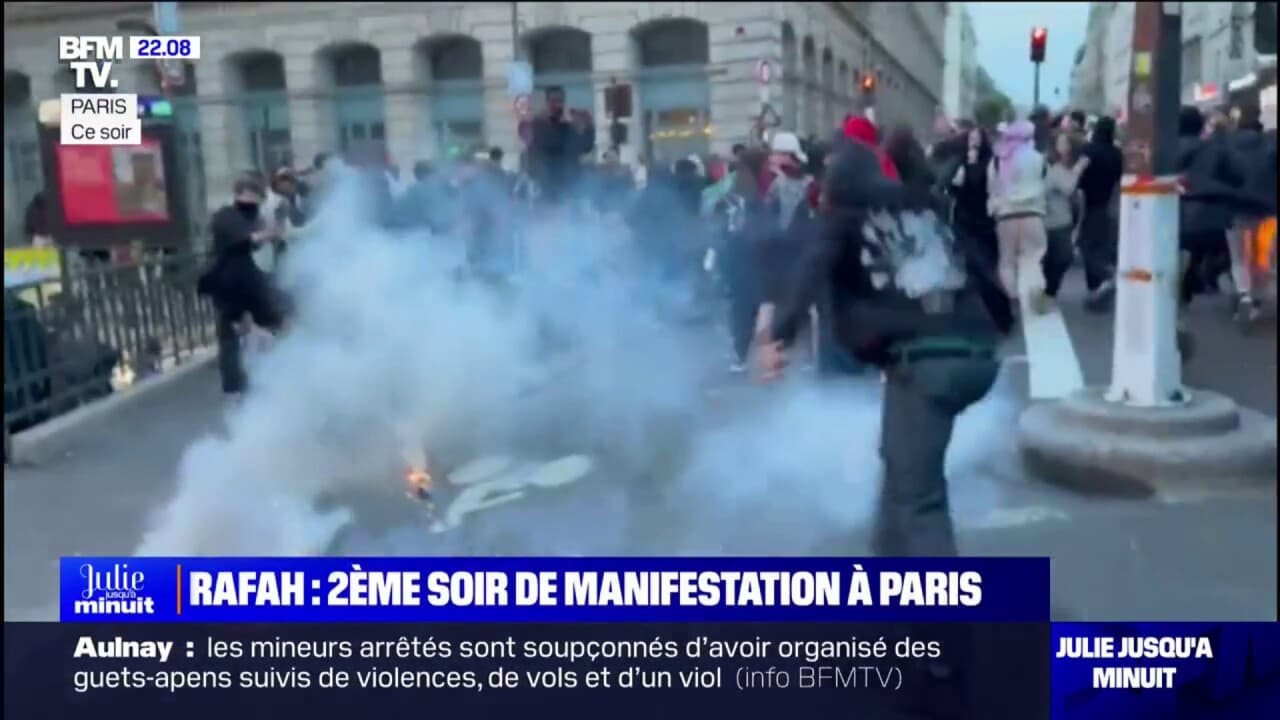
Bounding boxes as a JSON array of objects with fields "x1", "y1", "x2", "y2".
[
  {"x1": 758, "y1": 139, "x2": 1011, "y2": 560},
  {"x1": 987, "y1": 119, "x2": 1052, "y2": 314},
  {"x1": 1075, "y1": 115, "x2": 1124, "y2": 311},
  {"x1": 1176, "y1": 105, "x2": 1247, "y2": 308},
  {"x1": 841, "y1": 115, "x2": 900, "y2": 180},
  {"x1": 1224, "y1": 111, "x2": 1276, "y2": 326}
]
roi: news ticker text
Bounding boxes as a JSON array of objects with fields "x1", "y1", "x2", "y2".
[{"x1": 7, "y1": 622, "x2": 1047, "y2": 718}]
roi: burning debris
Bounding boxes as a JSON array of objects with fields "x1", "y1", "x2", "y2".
[{"x1": 405, "y1": 466, "x2": 433, "y2": 502}]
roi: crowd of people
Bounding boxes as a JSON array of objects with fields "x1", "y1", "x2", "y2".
[{"x1": 195, "y1": 86, "x2": 1276, "y2": 561}]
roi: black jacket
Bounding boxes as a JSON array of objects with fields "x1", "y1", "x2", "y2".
[
  {"x1": 1228, "y1": 129, "x2": 1277, "y2": 218},
  {"x1": 771, "y1": 144, "x2": 1008, "y2": 366},
  {"x1": 199, "y1": 204, "x2": 269, "y2": 306},
  {"x1": 529, "y1": 113, "x2": 595, "y2": 202},
  {"x1": 1177, "y1": 134, "x2": 1246, "y2": 236}
]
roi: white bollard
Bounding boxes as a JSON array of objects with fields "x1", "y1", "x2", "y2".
[{"x1": 1105, "y1": 175, "x2": 1185, "y2": 407}]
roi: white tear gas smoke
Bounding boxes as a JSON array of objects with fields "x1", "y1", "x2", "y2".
[{"x1": 135, "y1": 163, "x2": 1018, "y2": 557}]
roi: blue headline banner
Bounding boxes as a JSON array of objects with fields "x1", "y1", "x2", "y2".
[
  {"x1": 1051, "y1": 622, "x2": 1280, "y2": 719},
  {"x1": 60, "y1": 556, "x2": 1049, "y2": 622}
]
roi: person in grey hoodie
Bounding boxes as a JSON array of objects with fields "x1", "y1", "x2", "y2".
[{"x1": 987, "y1": 120, "x2": 1051, "y2": 314}]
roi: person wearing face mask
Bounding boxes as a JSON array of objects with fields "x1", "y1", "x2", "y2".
[
  {"x1": 198, "y1": 176, "x2": 285, "y2": 397},
  {"x1": 754, "y1": 131, "x2": 823, "y2": 368}
]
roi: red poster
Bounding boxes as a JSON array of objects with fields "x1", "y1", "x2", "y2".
[{"x1": 56, "y1": 139, "x2": 170, "y2": 225}]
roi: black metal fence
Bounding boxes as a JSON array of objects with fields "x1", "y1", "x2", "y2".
[{"x1": 4, "y1": 250, "x2": 217, "y2": 458}]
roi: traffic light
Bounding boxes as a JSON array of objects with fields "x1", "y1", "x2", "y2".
[
  {"x1": 1257, "y1": 2, "x2": 1277, "y2": 55},
  {"x1": 861, "y1": 72, "x2": 876, "y2": 94},
  {"x1": 1030, "y1": 27, "x2": 1047, "y2": 63}
]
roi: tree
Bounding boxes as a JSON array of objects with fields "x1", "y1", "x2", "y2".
[
  {"x1": 974, "y1": 96, "x2": 1014, "y2": 129},
  {"x1": 973, "y1": 66, "x2": 1015, "y2": 129}
]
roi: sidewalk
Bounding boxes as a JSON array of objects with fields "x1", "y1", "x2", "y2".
[{"x1": 2, "y1": 363, "x2": 225, "y2": 619}]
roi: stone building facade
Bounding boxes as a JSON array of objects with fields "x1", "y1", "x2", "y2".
[
  {"x1": 942, "y1": 3, "x2": 977, "y2": 122},
  {"x1": 1071, "y1": 1, "x2": 1270, "y2": 123},
  {"x1": 4, "y1": 2, "x2": 946, "y2": 243}
]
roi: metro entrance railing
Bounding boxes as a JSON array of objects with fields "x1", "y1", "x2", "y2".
[{"x1": 3, "y1": 248, "x2": 217, "y2": 460}]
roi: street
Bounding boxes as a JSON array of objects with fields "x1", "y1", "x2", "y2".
[{"x1": 3, "y1": 268, "x2": 1275, "y2": 622}]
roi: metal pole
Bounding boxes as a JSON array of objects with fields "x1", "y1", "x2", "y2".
[
  {"x1": 1033, "y1": 62, "x2": 1042, "y2": 108},
  {"x1": 1152, "y1": 5, "x2": 1182, "y2": 176},
  {"x1": 1106, "y1": 1, "x2": 1185, "y2": 407}
]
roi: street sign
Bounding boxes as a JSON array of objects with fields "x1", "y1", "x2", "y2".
[
  {"x1": 756, "y1": 59, "x2": 772, "y2": 85},
  {"x1": 513, "y1": 93, "x2": 531, "y2": 119}
]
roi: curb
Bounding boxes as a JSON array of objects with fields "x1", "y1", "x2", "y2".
[
  {"x1": 1018, "y1": 387, "x2": 1278, "y2": 497},
  {"x1": 7, "y1": 348, "x2": 218, "y2": 467}
]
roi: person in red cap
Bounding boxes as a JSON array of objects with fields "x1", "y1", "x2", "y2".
[{"x1": 843, "y1": 115, "x2": 900, "y2": 181}]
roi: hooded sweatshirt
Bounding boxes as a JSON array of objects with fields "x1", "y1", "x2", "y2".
[
  {"x1": 843, "y1": 116, "x2": 900, "y2": 181},
  {"x1": 988, "y1": 120, "x2": 1046, "y2": 220}
]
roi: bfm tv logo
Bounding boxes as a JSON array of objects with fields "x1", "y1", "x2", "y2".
[{"x1": 73, "y1": 562, "x2": 156, "y2": 615}]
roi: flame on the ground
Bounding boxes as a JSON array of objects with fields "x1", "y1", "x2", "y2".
[{"x1": 405, "y1": 466, "x2": 433, "y2": 501}]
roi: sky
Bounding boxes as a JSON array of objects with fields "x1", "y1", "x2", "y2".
[{"x1": 966, "y1": 1, "x2": 1091, "y2": 110}]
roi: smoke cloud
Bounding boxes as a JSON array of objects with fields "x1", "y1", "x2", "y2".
[{"x1": 135, "y1": 163, "x2": 1016, "y2": 558}]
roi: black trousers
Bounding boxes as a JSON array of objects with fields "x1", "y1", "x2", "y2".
[
  {"x1": 214, "y1": 278, "x2": 286, "y2": 395},
  {"x1": 1043, "y1": 226, "x2": 1075, "y2": 298},
  {"x1": 874, "y1": 353, "x2": 1000, "y2": 558},
  {"x1": 723, "y1": 255, "x2": 759, "y2": 364},
  {"x1": 1077, "y1": 205, "x2": 1116, "y2": 292}
]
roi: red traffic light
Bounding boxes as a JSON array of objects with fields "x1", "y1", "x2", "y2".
[
  {"x1": 1030, "y1": 27, "x2": 1047, "y2": 63},
  {"x1": 861, "y1": 74, "x2": 876, "y2": 92}
]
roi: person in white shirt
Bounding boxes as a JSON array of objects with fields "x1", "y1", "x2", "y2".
[
  {"x1": 251, "y1": 169, "x2": 283, "y2": 274},
  {"x1": 988, "y1": 120, "x2": 1051, "y2": 314}
]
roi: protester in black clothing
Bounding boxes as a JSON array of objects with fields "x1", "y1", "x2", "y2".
[
  {"x1": 1176, "y1": 105, "x2": 1246, "y2": 306},
  {"x1": 528, "y1": 86, "x2": 595, "y2": 206},
  {"x1": 947, "y1": 127, "x2": 999, "y2": 270},
  {"x1": 1224, "y1": 112, "x2": 1277, "y2": 323},
  {"x1": 198, "y1": 176, "x2": 285, "y2": 396},
  {"x1": 1075, "y1": 115, "x2": 1124, "y2": 309},
  {"x1": 759, "y1": 140, "x2": 1011, "y2": 560},
  {"x1": 885, "y1": 125, "x2": 935, "y2": 198},
  {"x1": 715, "y1": 148, "x2": 769, "y2": 370}
]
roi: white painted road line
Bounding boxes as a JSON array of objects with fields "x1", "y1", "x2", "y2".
[{"x1": 1021, "y1": 301, "x2": 1085, "y2": 400}]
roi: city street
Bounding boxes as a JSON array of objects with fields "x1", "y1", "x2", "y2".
[{"x1": 4, "y1": 269, "x2": 1275, "y2": 622}]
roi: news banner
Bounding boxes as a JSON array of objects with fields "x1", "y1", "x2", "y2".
[
  {"x1": 2, "y1": 557, "x2": 1276, "y2": 719},
  {"x1": 56, "y1": 34, "x2": 201, "y2": 145}
]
